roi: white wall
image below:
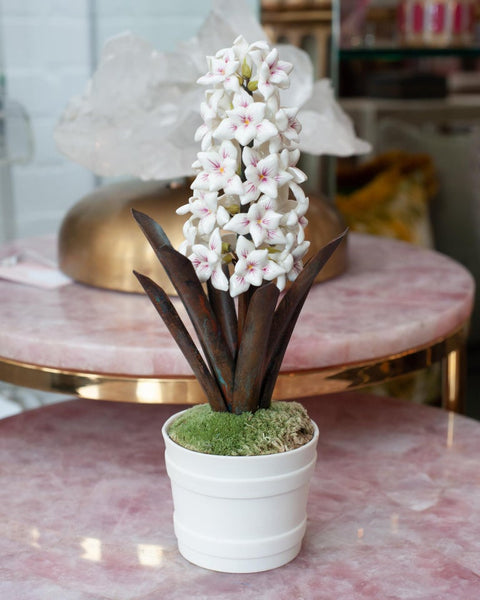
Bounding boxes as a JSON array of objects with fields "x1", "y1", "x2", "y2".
[
  {"x1": 1, "y1": 0, "x2": 93, "y2": 241},
  {"x1": 0, "y1": 0, "x2": 259, "y2": 242}
]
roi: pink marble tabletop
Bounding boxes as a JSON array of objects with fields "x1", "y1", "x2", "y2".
[
  {"x1": 1, "y1": 392, "x2": 480, "y2": 599},
  {"x1": 0, "y1": 234, "x2": 474, "y2": 376}
]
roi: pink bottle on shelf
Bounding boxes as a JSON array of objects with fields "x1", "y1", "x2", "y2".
[{"x1": 399, "y1": 0, "x2": 476, "y2": 46}]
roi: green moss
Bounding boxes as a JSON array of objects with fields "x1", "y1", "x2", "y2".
[{"x1": 167, "y1": 401, "x2": 315, "y2": 456}]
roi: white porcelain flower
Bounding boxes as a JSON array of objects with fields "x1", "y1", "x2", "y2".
[
  {"x1": 197, "y1": 48, "x2": 240, "y2": 89},
  {"x1": 275, "y1": 107, "x2": 302, "y2": 149},
  {"x1": 289, "y1": 240, "x2": 310, "y2": 281},
  {"x1": 280, "y1": 148, "x2": 306, "y2": 184},
  {"x1": 241, "y1": 148, "x2": 292, "y2": 204},
  {"x1": 189, "y1": 228, "x2": 229, "y2": 290},
  {"x1": 258, "y1": 48, "x2": 292, "y2": 99},
  {"x1": 225, "y1": 198, "x2": 285, "y2": 247},
  {"x1": 195, "y1": 90, "x2": 229, "y2": 150},
  {"x1": 178, "y1": 218, "x2": 198, "y2": 256},
  {"x1": 177, "y1": 190, "x2": 220, "y2": 235},
  {"x1": 215, "y1": 94, "x2": 277, "y2": 146},
  {"x1": 230, "y1": 236, "x2": 285, "y2": 297},
  {"x1": 191, "y1": 140, "x2": 242, "y2": 195}
]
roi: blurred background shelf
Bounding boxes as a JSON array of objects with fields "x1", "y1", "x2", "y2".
[{"x1": 339, "y1": 46, "x2": 480, "y2": 59}]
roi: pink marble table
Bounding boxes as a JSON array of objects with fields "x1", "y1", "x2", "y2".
[
  {"x1": 1, "y1": 392, "x2": 480, "y2": 599},
  {"x1": 0, "y1": 234, "x2": 474, "y2": 407}
]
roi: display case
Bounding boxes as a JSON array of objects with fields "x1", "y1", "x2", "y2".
[{"x1": 330, "y1": 0, "x2": 480, "y2": 345}]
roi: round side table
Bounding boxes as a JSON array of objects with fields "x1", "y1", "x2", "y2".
[
  {"x1": 0, "y1": 233, "x2": 474, "y2": 411},
  {"x1": 1, "y1": 393, "x2": 479, "y2": 598}
]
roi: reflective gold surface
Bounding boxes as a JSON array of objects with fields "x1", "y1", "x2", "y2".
[
  {"x1": 0, "y1": 324, "x2": 468, "y2": 412},
  {"x1": 58, "y1": 181, "x2": 347, "y2": 294},
  {"x1": 58, "y1": 181, "x2": 187, "y2": 295},
  {"x1": 305, "y1": 190, "x2": 348, "y2": 282},
  {"x1": 443, "y1": 345, "x2": 466, "y2": 413}
]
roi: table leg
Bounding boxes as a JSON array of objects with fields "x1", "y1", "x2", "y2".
[{"x1": 442, "y1": 344, "x2": 466, "y2": 413}]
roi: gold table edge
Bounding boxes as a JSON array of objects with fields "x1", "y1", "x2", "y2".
[{"x1": 0, "y1": 323, "x2": 468, "y2": 405}]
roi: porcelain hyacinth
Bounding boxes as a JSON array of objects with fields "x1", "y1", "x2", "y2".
[
  {"x1": 132, "y1": 36, "x2": 346, "y2": 415},
  {"x1": 177, "y1": 36, "x2": 310, "y2": 298}
]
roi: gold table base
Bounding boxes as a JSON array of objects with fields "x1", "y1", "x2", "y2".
[{"x1": 0, "y1": 324, "x2": 468, "y2": 413}]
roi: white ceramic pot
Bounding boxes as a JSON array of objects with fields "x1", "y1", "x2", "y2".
[{"x1": 162, "y1": 410, "x2": 319, "y2": 573}]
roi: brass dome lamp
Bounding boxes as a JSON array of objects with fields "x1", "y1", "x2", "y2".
[{"x1": 58, "y1": 180, "x2": 347, "y2": 295}]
